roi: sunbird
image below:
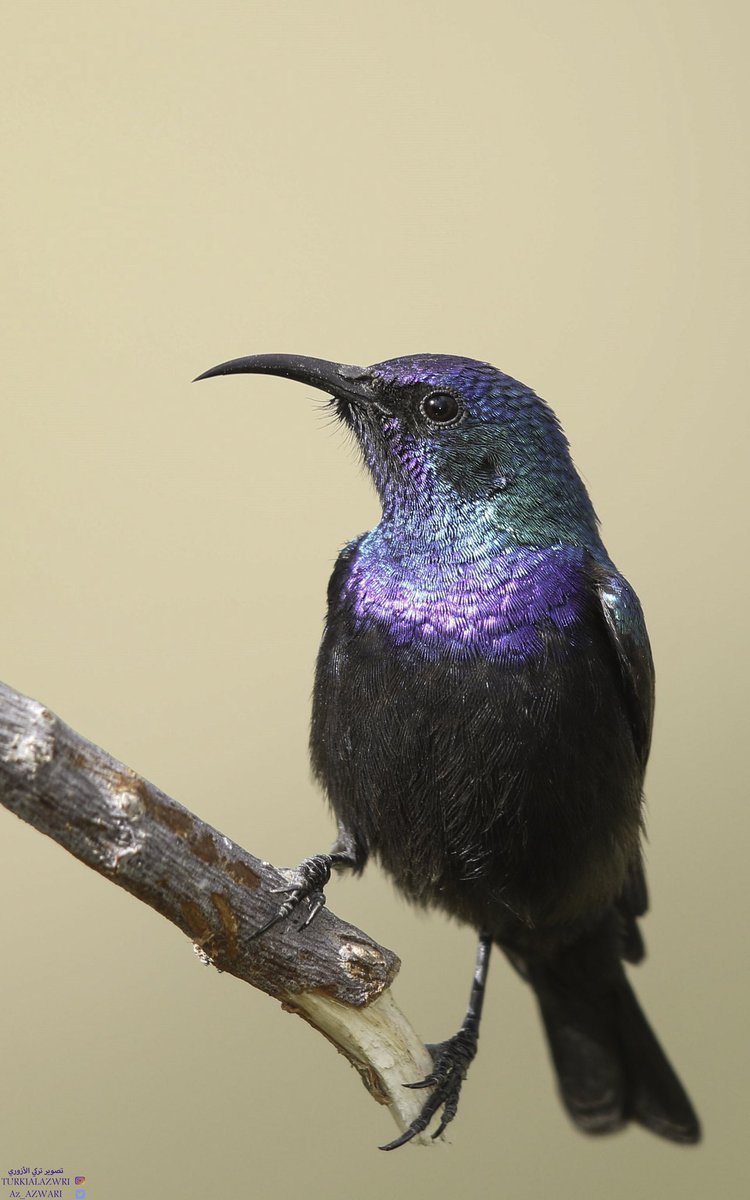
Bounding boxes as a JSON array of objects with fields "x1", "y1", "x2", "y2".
[{"x1": 197, "y1": 352, "x2": 700, "y2": 1149}]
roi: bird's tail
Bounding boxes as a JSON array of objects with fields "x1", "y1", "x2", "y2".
[{"x1": 528, "y1": 934, "x2": 701, "y2": 1143}]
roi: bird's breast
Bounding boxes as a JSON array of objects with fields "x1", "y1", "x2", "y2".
[
  {"x1": 311, "y1": 537, "x2": 641, "y2": 933},
  {"x1": 339, "y1": 540, "x2": 591, "y2": 662}
]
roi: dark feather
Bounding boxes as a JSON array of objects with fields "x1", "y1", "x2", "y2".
[{"x1": 198, "y1": 349, "x2": 700, "y2": 1145}]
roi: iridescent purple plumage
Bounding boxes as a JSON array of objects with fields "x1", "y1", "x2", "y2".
[
  {"x1": 327, "y1": 354, "x2": 606, "y2": 664},
  {"x1": 342, "y1": 539, "x2": 589, "y2": 661}
]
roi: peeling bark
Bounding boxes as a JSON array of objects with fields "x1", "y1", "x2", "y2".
[{"x1": 0, "y1": 680, "x2": 435, "y2": 1144}]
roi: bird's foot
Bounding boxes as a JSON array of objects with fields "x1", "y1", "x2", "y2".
[
  {"x1": 380, "y1": 1026, "x2": 479, "y2": 1150},
  {"x1": 249, "y1": 854, "x2": 333, "y2": 941}
]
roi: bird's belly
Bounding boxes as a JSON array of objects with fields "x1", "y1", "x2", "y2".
[{"x1": 311, "y1": 609, "x2": 642, "y2": 935}]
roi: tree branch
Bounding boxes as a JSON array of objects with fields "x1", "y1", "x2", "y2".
[{"x1": 0, "y1": 680, "x2": 435, "y2": 1144}]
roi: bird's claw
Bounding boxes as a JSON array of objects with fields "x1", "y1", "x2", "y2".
[
  {"x1": 379, "y1": 1028, "x2": 478, "y2": 1150},
  {"x1": 249, "y1": 855, "x2": 332, "y2": 941}
]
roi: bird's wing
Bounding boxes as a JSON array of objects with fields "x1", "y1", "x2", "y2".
[
  {"x1": 588, "y1": 560, "x2": 655, "y2": 962},
  {"x1": 590, "y1": 562, "x2": 655, "y2": 770},
  {"x1": 325, "y1": 534, "x2": 366, "y2": 607},
  {"x1": 616, "y1": 854, "x2": 649, "y2": 962}
]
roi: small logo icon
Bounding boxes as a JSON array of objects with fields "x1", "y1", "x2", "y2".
[
  {"x1": 75, "y1": 1179, "x2": 86, "y2": 1186},
  {"x1": 75, "y1": 1190, "x2": 86, "y2": 1199}
]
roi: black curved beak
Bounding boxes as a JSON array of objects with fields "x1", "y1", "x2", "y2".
[{"x1": 194, "y1": 353, "x2": 377, "y2": 408}]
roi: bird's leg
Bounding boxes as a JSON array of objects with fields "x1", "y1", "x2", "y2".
[
  {"x1": 248, "y1": 825, "x2": 366, "y2": 942},
  {"x1": 380, "y1": 931, "x2": 492, "y2": 1150}
]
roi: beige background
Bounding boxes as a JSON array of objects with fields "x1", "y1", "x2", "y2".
[{"x1": 1, "y1": 2, "x2": 747, "y2": 1197}]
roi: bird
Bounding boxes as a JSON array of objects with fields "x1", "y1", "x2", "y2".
[{"x1": 196, "y1": 351, "x2": 700, "y2": 1150}]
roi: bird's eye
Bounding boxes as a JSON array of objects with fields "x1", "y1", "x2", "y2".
[{"x1": 420, "y1": 391, "x2": 462, "y2": 425}]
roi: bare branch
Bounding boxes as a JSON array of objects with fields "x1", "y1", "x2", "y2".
[{"x1": 0, "y1": 680, "x2": 435, "y2": 1143}]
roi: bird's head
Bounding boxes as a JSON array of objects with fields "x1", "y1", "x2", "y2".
[{"x1": 196, "y1": 352, "x2": 599, "y2": 549}]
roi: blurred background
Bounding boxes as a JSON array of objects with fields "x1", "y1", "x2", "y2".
[{"x1": 1, "y1": 2, "x2": 747, "y2": 1197}]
